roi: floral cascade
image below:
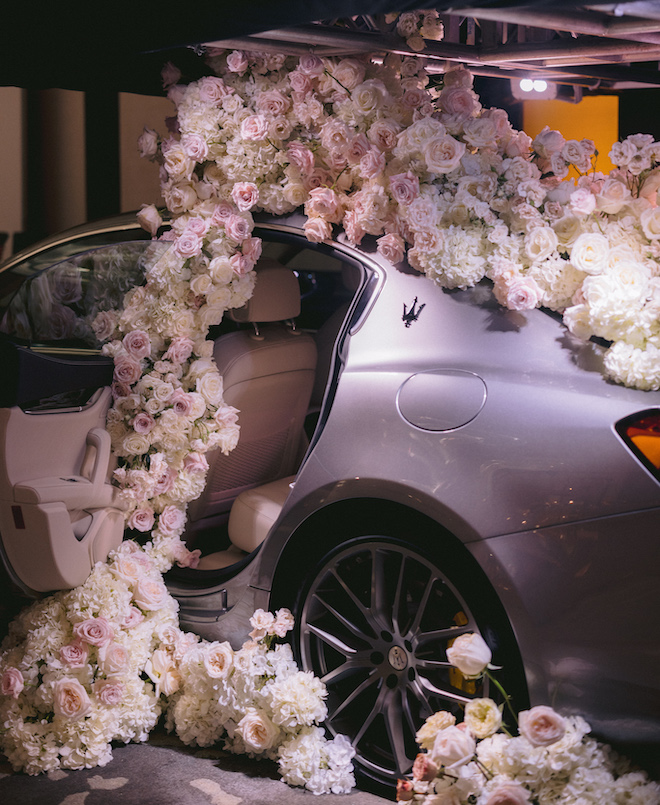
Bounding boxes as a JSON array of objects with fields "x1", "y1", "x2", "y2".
[
  {"x1": 397, "y1": 633, "x2": 660, "y2": 805},
  {"x1": 0, "y1": 539, "x2": 355, "y2": 793}
]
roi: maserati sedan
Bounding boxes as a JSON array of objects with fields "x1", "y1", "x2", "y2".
[{"x1": 0, "y1": 212, "x2": 659, "y2": 788}]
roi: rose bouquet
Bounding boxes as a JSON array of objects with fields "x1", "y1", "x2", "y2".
[
  {"x1": 0, "y1": 547, "x2": 355, "y2": 793},
  {"x1": 164, "y1": 608, "x2": 355, "y2": 794},
  {"x1": 397, "y1": 633, "x2": 660, "y2": 805}
]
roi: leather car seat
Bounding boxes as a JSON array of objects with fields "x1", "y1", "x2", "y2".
[{"x1": 186, "y1": 259, "x2": 317, "y2": 538}]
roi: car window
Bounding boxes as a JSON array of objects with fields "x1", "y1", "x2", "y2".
[{"x1": 0, "y1": 241, "x2": 169, "y2": 349}]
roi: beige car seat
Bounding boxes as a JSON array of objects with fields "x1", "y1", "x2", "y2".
[{"x1": 187, "y1": 260, "x2": 317, "y2": 551}]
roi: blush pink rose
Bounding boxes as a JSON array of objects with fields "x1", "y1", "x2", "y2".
[
  {"x1": 396, "y1": 779, "x2": 414, "y2": 801},
  {"x1": 158, "y1": 505, "x2": 186, "y2": 535},
  {"x1": 231, "y1": 182, "x2": 260, "y2": 212},
  {"x1": 132, "y1": 412, "x2": 155, "y2": 435},
  {"x1": 298, "y1": 53, "x2": 324, "y2": 76},
  {"x1": 113, "y1": 353, "x2": 142, "y2": 386},
  {"x1": 389, "y1": 172, "x2": 420, "y2": 205},
  {"x1": 1, "y1": 667, "x2": 24, "y2": 699},
  {"x1": 137, "y1": 203, "x2": 162, "y2": 236},
  {"x1": 164, "y1": 336, "x2": 195, "y2": 364},
  {"x1": 519, "y1": 705, "x2": 566, "y2": 747},
  {"x1": 98, "y1": 642, "x2": 129, "y2": 675},
  {"x1": 154, "y1": 467, "x2": 177, "y2": 496},
  {"x1": 306, "y1": 187, "x2": 343, "y2": 223},
  {"x1": 173, "y1": 230, "x2": 203, "y2": 259},
  {"x1": 231, "y1": 253, "x2": 251, "y2": 276},
  {"x1": 170, "y1": 388, "x2": 195, "y2": 417},
  {"x1": 93, "y1": 678, "x2": 124, "y2": 707},
  {"x1": 225, "y1": 214, "x2": 252, "y2": 244},
  {"x1": 211, "y1": 201, "x2": 234, "y2": 226},
  {"x1": 73, "y1": 617, "x2": 114, "y2": 648},
  {"x1": 289, "y1": 70, "x2": 312, "y2": 95},
  {"x1": 183, "y1": 451, "x2": 209, "y2": 473},
  {"x1": 377, "y1": 233, "x2": 406, "y2": 264},
  {"x1": 359, "y1": 147, "x2": 386, "y2": 179},
  {"x1": 304, "y1": 217, "x2": 332, "y2": 243},
  {"x1": 287, "y1": 141, "x2": 315, "y2": 174},
  {"x1": 198, "y1": 76, "x2": 232, "y2": 103},
  {"x1": 226, "y1": 50, "x2": 248, "y2": 74},
  {"x1": 133, "y1": 578, "x2": 169, "y2": 611},
  {"x1": 52, "y1": 677, "x2": 92, "y2": 720},
  {"x1": 60, "y1": 641, "x2": 89, "y2": 668},
  {"x1": 241, "y1": 114, "x2": 269, "y2": 141},
  {"x1": 122, "y1": 605, "x2": 145, "y2": 629},
  {"x1": 242, "y1": 236, "x2": 263, "y2": 265},
  {"x1": 128, "y1": 506, "x2": 155, "y2": 533},
  {"x1": 412, "y1": 752, "x2": 439, "y2": 781}
]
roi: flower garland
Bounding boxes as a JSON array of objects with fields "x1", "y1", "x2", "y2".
[
  {"x1": 0, "y1": 539, "x2": 355, "y2": 793},
  {"x1": 398, "y1": 633, "x2": 660, "y2": 804}
]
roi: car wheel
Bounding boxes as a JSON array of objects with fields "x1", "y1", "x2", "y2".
[{"x1": 293, "y1": 535, "x2": 515, "y2": 790}]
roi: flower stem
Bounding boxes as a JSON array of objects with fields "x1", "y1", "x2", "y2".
[{"x1": 486, "y1": 669, "x2": 518, "y2": 727}]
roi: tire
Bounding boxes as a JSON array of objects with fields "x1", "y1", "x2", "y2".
[{"x1": 290, "y1": 532, "x2": 524, "y2": 792}]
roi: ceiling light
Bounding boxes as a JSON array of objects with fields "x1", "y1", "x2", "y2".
[{"x1": 511, "y1": 78, "x2": 558, "y2": 100}]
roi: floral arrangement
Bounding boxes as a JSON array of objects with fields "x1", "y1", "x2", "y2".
[
  {"x1": 0, "y1": 538, "x2": 354, "y2": 793},
  {"x1": 398, "y1": 633, "x2": 660, "y2": 805}
]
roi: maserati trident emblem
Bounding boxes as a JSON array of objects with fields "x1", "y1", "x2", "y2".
[
  {"x1": 402, "y1": 297, "x2": 425, "y2": 327},
  {"x1": 388, "y1": 645, "x2": 408, "y2": 670}
]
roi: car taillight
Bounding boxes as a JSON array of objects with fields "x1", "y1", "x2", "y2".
[{"x1": 616, "y1": 409, "x2": 660, "y2": 479}]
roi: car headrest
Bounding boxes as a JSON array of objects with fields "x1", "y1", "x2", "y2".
[{"x1": 229, "y1": 258, "x2": 301, "y2": 323}]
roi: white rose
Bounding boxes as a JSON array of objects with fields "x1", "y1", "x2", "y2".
[
  {"x1": 595, "y1": 177, "x2": 631, "y2": 214},
  {"x1": 524, "y1": 226, "x2": 558, "y2": 263},
  {"x1": 236, "y1": 708, "x2": 280, "y2": 753},
  {"x1": 552, "y1": 215, "x2": 585, "y2": 249},
  {"x1": 640, "y1": 206, "x2": 660, "y2": 239},
  {"x1": 570, "y1": 232, "x2": 609, "y2": 275},
  {"x1": 431, "y1": 725, "x2": 476, "y2": 768},
  {"x1": 415, "y1": 711, "x2": 456, "y2": 751},
  {"x1": 446, "y1": 632, "x2": 491, "y2": 677},
  {"x1": 423, "y1": 135, "x2": 466, "y2": 175}
]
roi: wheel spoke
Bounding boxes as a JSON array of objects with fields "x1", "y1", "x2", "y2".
[
  {"x1": 320, "y1": 654, "x2": 373, "y2": 685},
  {"x1": 385, "y1": 687, "x2": 413, "y2": 775},
  {"x1": 417, "y1": 674, "x2": 472, "y2": 704},
  {"x1": 330, "y1": 566, "x2": 374, "y2": 624},
  {"x1": 391, "y1": 553, "x2": 406, "y2": 635},
  {"x1": 326, "y1": 670, "x2": 381, "y2": 724},
  {"x1": 370, "y1": 546, "x2": 390, "y2": 625},
  {"x1": 307, "y1": 622, "x2": 358, "y2": 656},
  {"x1": 415, "y1": 625, "x2": 474, "y2": 646},
  {"x1": 312, "y1": 589, "x2": 374, "y2": 646},
  {"x1": 408, "y1": 569, "x2": 439, "y2": 636}
]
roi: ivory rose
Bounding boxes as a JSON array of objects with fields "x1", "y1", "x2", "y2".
[
  {"x1": 519, "y1": 705, "x2": 566, "y2": 746},
  {"x1": 570, "y1": 232, "x2": 609, "y2": 275},
  {"x1": 236, "y1": 707, "x2": 280, "y2": 753},
  {"x1": 431, "y1": 725, "x2": 476, "y2": 768},
  {"x1": 52, "y1": 677, "x2": 92, "y2": 720},
  {"x1": 416, "y1": 710, "x2": 456, "y2": 751},
  {"x1": 464, "y1": 697, "x2": 502, "y2": 738},
  {"x1": 446, "y1": 632, "x2": 492, "y2": 677},
  {"x1": 203, "y1": 641, "x2": 234, "y2": 678},
  {"x1": 133, "y1": 578, "x2": 169, "y2": 610}
]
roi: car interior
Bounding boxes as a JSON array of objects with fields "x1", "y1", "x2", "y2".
[{"x1": 0, "y1": 233, "x2": 364, "y2": 594}]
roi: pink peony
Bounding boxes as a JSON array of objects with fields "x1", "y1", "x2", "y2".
[{"x1": 412, "y1": 753, "x2": 439, "y2": 781}]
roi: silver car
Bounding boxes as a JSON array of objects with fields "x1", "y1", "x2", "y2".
[{"x1": 0, "y1": 212, "x2": 659, "y2": 789}]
